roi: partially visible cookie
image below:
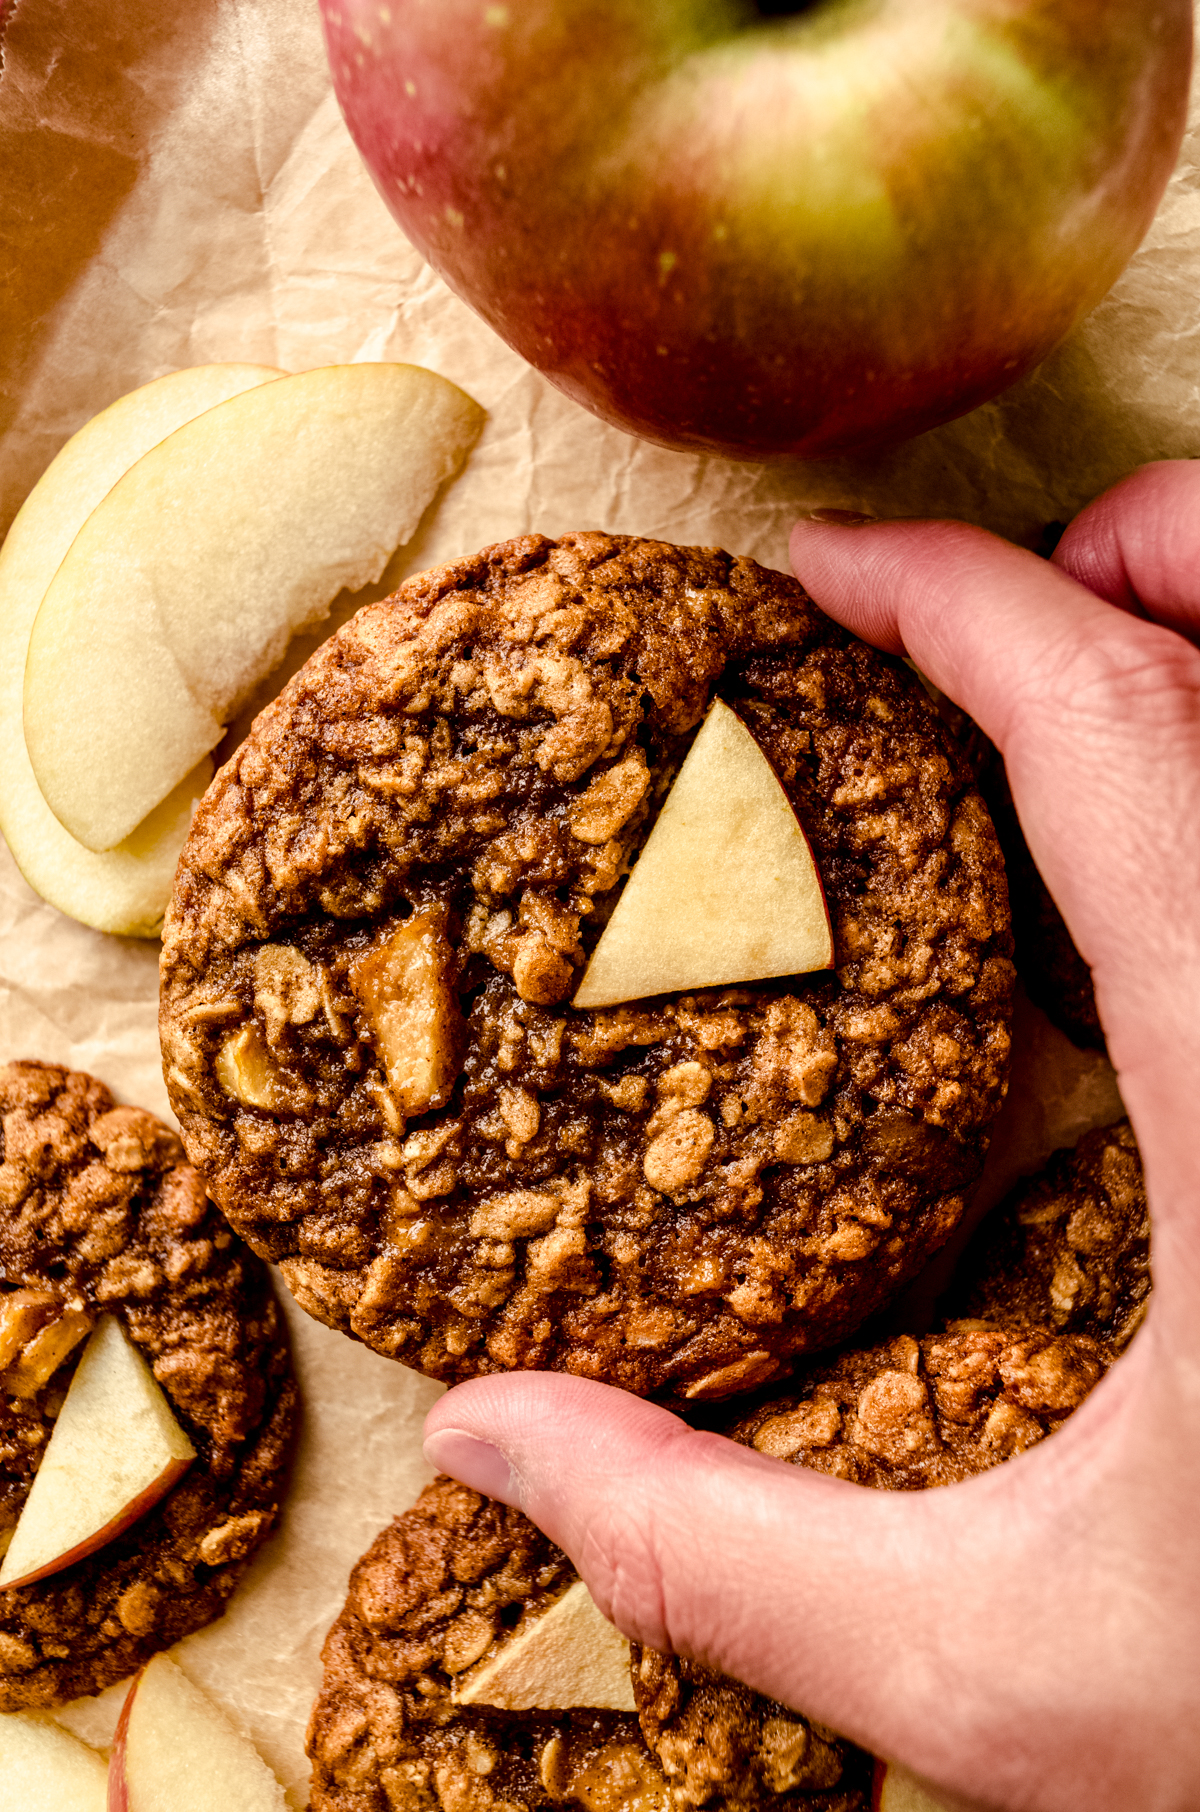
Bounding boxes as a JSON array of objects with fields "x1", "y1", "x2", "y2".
[
  {"x1": 631, "y1": 1322, "x2": 1111, "y2": 1808},
  {"x1": 945, "y1": 1119, "x2": 1149, "y2": 1352},
  {"x1": 162, "y1": 532, "x2": 1014, "y2": 1400},
  {"x1": 308, "y1": 1474, "x2": 669, "y2": 1812},
  {"x1": 0, "y1": 1061, "x2": 296, "y2": 1709}
]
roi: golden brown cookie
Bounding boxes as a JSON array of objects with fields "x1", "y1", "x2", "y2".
[
  {"x1": 946, "y1": 1119, "x2": 1149, "y2": 1351},
  {"x1": 308, "y1": 1475, "x2": 672, "y2": 1812},
  {"x1": 0, "y1": 1060, "x2": 296, "y2": 1709},
  {"x1": 161, "y1": 533, "x2": 1014, "y2": 1399}
]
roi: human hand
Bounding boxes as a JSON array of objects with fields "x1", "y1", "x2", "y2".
[{"x1": 423, "y1": 461, "x2": 1200, "y2": 1812}]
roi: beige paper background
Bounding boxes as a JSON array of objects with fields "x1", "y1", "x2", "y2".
[{"x1": 0, "y1": 0, "x2": 1189, "y2": 1801}]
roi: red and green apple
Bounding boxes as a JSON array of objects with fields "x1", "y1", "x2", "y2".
[{"x1": 320, "y1": 0, "x2": 1191, "y2": 461}]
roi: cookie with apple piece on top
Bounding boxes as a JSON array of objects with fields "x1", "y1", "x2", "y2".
[
  {"x1": 161, "y1": 532, "x2": 1014, "y2": 1401},
  {"x1": 307, "y1": 1469, "x2": 874, "y2": 1812},
  {"x1": 0, "y1": 1060, "x2": 296, "y2": 1710}
]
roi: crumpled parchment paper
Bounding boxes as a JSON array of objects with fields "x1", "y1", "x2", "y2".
[{"x1": 0, "y1": 0, "x2": 1187, "y2": 1800}]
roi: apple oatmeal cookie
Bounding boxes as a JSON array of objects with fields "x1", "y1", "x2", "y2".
[
  {"x1": 307, "y1": 1474, "x2": 872, "y2": 1812},
  {"x1": 0, "y1": 1060, "x2": 296, "y2": 1709},
  {"x1": 161, "y1": 533, "x2": 1014, "y2": 1398},
  {"x1": 631, "y1": 1319, "x2": 1113, "y2": 1808}
]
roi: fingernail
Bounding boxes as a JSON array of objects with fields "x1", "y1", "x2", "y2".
[
  {"x1": 802, "y1": 507, "x2": 878, "y2": 525},
  {"x1": 423, "y1": 1428, "x2": 518, "y2": 1503}
]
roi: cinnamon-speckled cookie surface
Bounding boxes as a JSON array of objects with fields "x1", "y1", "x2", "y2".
[
  {"x1": 307, "y1": 1473, "x2": 869, "y2": 1812},
  {"x1": 947, "y1": 1119, "x2": 1149, "y2": 1351},
  {"x1": 0, "y1": 1061, "x2": 296, "y2": 1709},
  {"x1": 631, "y1": 1320, "x2": 1111, "y2": 1808},
  {"x1": 308, "y1": 1474, "x2": 670, "y2": 1812},
  {"x1": 161, "y1": 533, "x2": 1013, "y2": 1399}
]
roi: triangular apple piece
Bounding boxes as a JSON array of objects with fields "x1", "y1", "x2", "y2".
[
  {"x1": 454, "y1": 1578, "x2": 635, "y2": 1711},
  {"x1": 109, "y1": 1655, "x2": 287, "y2": 1812},
  {"x1": 574, "y1": 698, "x2": 833, "y2": 1008},
  {"x1": 0, "y1": 1315, "x2": 195, "y2": 1590},
  {"x1": 25, "y1": 362, "x2": 484, "y2": 852},
  {"x1": 0, "y1": 1713, "x2": 108, "y2": 1812},
  {"x1": 874, "y1": 1761, "x2": 947, "y2": 1811}
]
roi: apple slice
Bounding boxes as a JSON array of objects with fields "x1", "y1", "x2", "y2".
[
  {"x1": 573, "y1": 698, "x2": 833, "y2": 1008},
  {"x1": 454, "y1": 1578, "x2": 635, "y2": 1712},
  {"x1": 0, "y1": 1314, "x2": 195, "y2": 1591},
  {"x1": 24, "y1": 363, "x2": 485, "y2": 852},
  {"x1": 0, "y1": 1713, "x2": 108, "y2": 1811},
  {"x1": 108, "y1": 1654, "x2": 287, "y2": 1812},
  {"x1": 873, "y1": 1760, "x2": 948, "y2": 1811},
  {"x1": 0, "y1": 364, "x2": 285, "y2": 936}
]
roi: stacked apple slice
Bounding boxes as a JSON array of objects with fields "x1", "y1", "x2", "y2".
[
  {"x1": 0, "y1": 1713, "x2": 109, "y2": 1812},
  {"x1": 0, "y1": 1315, "x2": 195, "y2": 1591},
  {"x1": 108, "y1": 1655, "x2": 287, "y2": 1812},
  {"x1": 1, "y1": 361, "x2": 483, "y2": 935},
  {"x1": 574, "y1": 698, "x2": 833, "y2": 1008},
  {"x1": 872, "y1": 1761, "x2": 947, "y2": 1810}
]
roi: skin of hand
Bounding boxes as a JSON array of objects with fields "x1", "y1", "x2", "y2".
[{"x1": 424, "y1": 460, "x2": 1200, "y2": 1812}]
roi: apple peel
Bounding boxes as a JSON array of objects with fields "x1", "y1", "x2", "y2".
[
  {"x1": 0, "y1": 1314, "x2": 195, "y2": 1591},
  {"x1": 574, "y1": 698, "x2": 833, "y2": 1007},
  {"x1": 454, "y1": 1578, "x2": 635, "y2": 1712},
  {"x1": 24, "y1": 362, "x2": 485, "y2": 853},
  {"x1": 108, "y1": 1653, "x2": 287, "y2": 1812},
  {"x1": 0, "y1": 364, "x2": 284, "y2": 935}
]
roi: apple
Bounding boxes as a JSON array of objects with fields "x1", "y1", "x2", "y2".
[
  {"x1": 24, "y1": 363, "x2": 484, "y2": 853},
  {"x1": 0, "y1": 1314, "x2": 195, "y2": 1591},
  {"x1": 351, "y1": 905, "x2": 463, "y2": 1117},
  {"x1": 108, "y1": 1653, "x2": 287, "y2": 1812},
  {"x1": 0, "y1": 364, "x2": 283, "y2": 936},
  {"x1": 0, "y1": 1713, "x2": 108, "y2": 1812},
  {"x1": 320, "y1": 0, "x2": 1191, "y2": 462},
  {"x1": 574, "y1": 697, "x2": 832, "y2": 1008},
  {"x1": 872, "y1": 1759, "x2": 949, "y2": 1812},
  {"x1": 453, "y1": 1578, "x2": 636, "y2": 1712}
]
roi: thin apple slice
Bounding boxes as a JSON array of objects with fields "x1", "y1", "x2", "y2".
[
  {"x1": 454, "y1": 1578, "x2": 635, "y2": 1712},
  {"x1": 873, "y1": 1760, "x2": 947, "y2": 1811},
  {"x1": 574, "y1": 698, "x2": 833, "y2": 1008},
  {"x1": 0, "y1": 1315, "x2": 195, "y2": 1590},
  {"x1": 108, "y1": 1654, "x2": 287, "y2": 1812},
  {"x1": 24, "y1": 363, "x2": 485, "y2": 853},
  {"x1": 0, "y1": 364, "x2": 285, "y2": 935},
  {"x1": 0, "y1": 1712, "x2": 108, "y2": 1811}
]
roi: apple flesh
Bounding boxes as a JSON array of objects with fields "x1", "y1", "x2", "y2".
[
  {"x1": 321, "y1": 0, "x2": 1191, "y2": 461},
  {"x1": 0, "y1": 1314, "x2": 195, "y2": 1591},
  {"x1": 24, "y1": 362, "x2": 484, "y2": 853},
  {"x1": 0, "y1": 364, "x2": 283, "y2": 936},
  {"x1": 454, "y1": 1578, "x2": 636, "y2": 1712},
  {"x1": 0, "y1": 1713, "x2": 108, "y2": 1811},
  {"x1": 574, "y1": 697, "x2": 832, "y2": 1008},
  {"x1": 108, "y1": 1654, "x2": 287, "y2": 1812},
  {"x1": 873, "y1": 1760, "x2": 948, "y2": 1812}
]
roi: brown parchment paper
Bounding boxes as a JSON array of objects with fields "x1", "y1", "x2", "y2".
[{"x1": 0, "y1": 0, "x2": 1189, "y2": 1799}]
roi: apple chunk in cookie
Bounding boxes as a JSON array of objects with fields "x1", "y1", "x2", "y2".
[
  {"x1": 574, "y1": 699, "x2": 833, "y2": 1008},
  {"x1": 0, "y1": 1061, "x2": 296, "y2": 1712}
]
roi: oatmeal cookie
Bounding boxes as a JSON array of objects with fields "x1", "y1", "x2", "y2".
[
  {"x1": 308, "y1": 1474, "x2": 674, "y2": 1812},
  {"x1": 161, "y1": 533, "x2": 1014, "y2": 1399},
  {"x1": 631, "y1": 1321, "x2": 1111, "y2": 1808},
  {"x1": 946, "y1": 1119, "x2": 1149, "y2": 1352},
  {"x1": 0, "y1": 1060, "x2": 296, "y2": 1709}
]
